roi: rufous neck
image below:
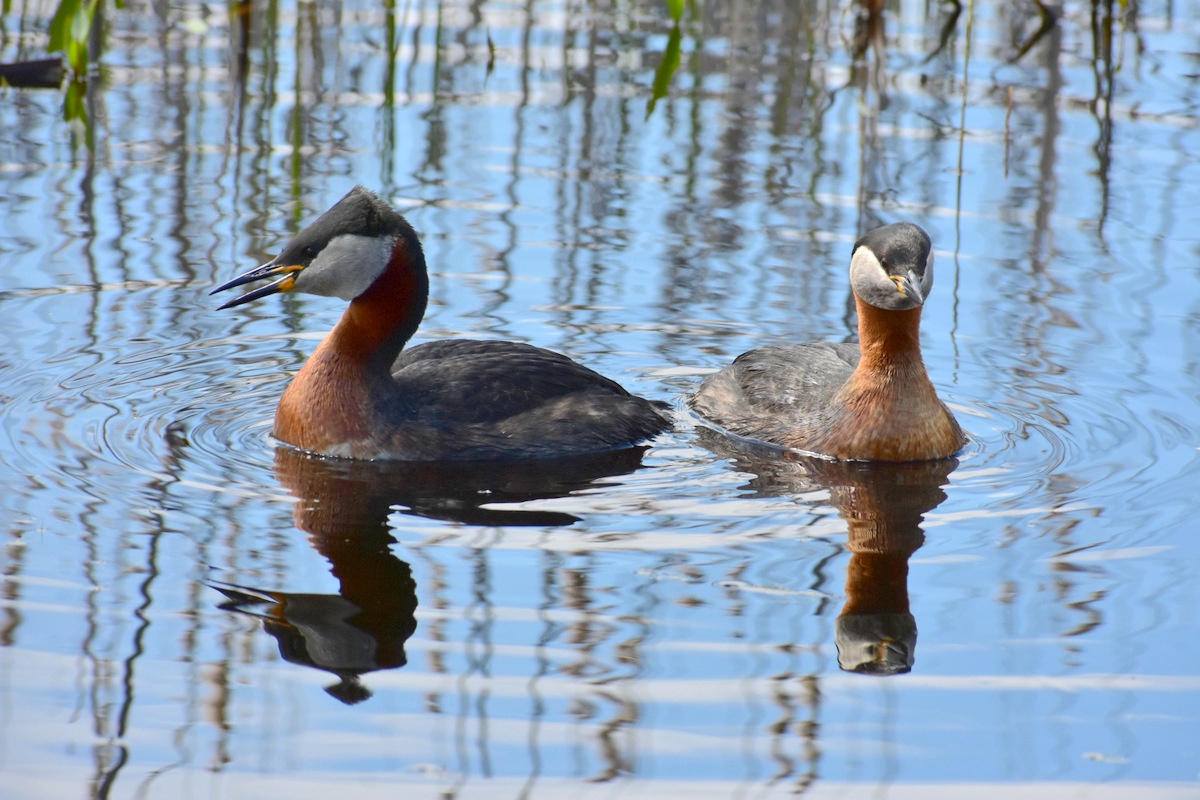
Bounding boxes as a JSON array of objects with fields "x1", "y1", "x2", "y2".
[
  {"x1": 853, "y1": 294, "x2": 925, "y2": 371},
  {"x1": 328, "y1": 244, "x2": 429, "y2": 372}
]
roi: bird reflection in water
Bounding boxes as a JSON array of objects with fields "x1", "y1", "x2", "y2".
[
  {"x1": 212, "y1": 445, "x2": 650, "y2": 703},
  {"x1": 697, "y1": 430, "x2": 955, "y2": 675},
  {"x1": 825, "y1": 457, "x2": 953, "y2": 675}
]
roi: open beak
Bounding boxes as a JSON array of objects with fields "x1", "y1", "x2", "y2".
[
  {"x1": 891, "y1": 269, "x2": 925, "y2": 306},
  {"x1": 211, "y1": 260, "x2": 303, "y2": 309}
]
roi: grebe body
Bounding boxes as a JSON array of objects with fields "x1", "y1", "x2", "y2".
[
  {"x1": 214, "y1": 187, "x2": 670, "y2": 461},
  {"x1": 690, "y1": 222, "x2": 965, "y2": 462}
]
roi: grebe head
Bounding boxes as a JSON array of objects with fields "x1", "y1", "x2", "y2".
[
  {"x1": 848, "y1": 222, "x2": 934, "y2": 312},
  {"x1": 212, "y1": 186, "x2": 422, "y2": 309}
]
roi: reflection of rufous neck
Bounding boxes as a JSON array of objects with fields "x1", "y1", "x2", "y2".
[
  {"x1": 841, "y1": 518, "x2": 924, "y2": 616},
  {"x1": 313, "y1": 532, "x2": 419, "y2": 670},
  {"x1": 275, "y1": 448, "x2": 420, "y2": 670}
]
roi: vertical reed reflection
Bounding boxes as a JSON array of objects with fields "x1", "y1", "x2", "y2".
[
  {"x1": 1030, "y1": 3, "x2": 1064, "y2": 268},
  {"x1": 849, "y1": 0, "x2": 892, "y2": 232},
  {"x1": 379, "y1": 0, "x2": 402, "y2": 199}
]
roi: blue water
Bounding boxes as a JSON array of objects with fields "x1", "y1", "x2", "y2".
[{"x1": 2, "y1": 1, "x2": 1200, "y2": 798}]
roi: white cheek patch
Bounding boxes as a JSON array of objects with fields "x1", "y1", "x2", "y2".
[
  {"x1": 849, "y1": 246, "x2": 883, "y2": 287},
  {"x1": 849, "y1": 246, "x2": 893, "y2": 305},
  {"x1": 297, "y1": 234, "x2": 395, "y2": 300}
]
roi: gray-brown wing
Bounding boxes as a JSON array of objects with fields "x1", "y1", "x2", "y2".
[{"x1": 690, "y1": 343, "x2": 859, "y2": 441}]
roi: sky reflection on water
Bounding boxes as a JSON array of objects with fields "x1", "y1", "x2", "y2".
[{"x1": 2, "y1": 1, "x2": 1200, "y2": 798}]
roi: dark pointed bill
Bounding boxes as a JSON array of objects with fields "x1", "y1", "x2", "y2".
[
  {"x1": 211, "y1": 261, "x2": 302, "y2": 309},
  {"x1": 892, "y1": 269, "x2": 925, "y2": 305}
]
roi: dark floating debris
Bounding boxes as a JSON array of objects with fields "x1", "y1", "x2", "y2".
[{"x1": 0, "y1": 57, "x2": 65, "y2": 89}]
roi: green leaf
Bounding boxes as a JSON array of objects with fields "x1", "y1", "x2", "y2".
[
  {"x1": 62, "y1": 77, "x2": 94, "y2": 151},
  {"x1": 48, "y1": 0, "x2": 80, "y2": 52},
  {"x1": 646, "y1": 24, "x2": 682, "y2": 119},
  {"x1": 48, "y1": 0, "x2": 99, "y2": 75}
]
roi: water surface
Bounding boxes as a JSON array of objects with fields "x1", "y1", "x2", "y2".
[{"x1": 2, "y1": 1, "x2": 1199, "y2": 798}]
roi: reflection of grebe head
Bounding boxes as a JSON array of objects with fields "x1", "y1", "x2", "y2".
[
  {"x1": 325, "y1": 674, "x2": 373, "y2": 706},
  {"x1": 835, "y1": 613, "x2": 917, "y2": 675}
]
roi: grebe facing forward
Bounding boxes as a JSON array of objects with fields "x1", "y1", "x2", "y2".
[
  {"x1": 690, "y1": 222, "x2": 965, "y2": 462},
  {"x1": 214, "y1": 187, "x2": 671, "y2": 461}
]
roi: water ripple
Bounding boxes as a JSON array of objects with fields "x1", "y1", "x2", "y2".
[{"x1": 0, "y1": 327, "x2": 295, "y2": 509}]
